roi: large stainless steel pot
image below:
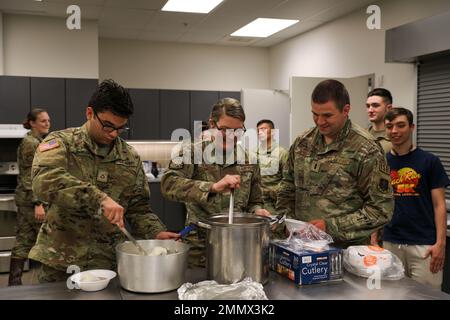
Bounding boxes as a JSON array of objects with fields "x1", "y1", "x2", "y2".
[
  {"x1": 116, "y1": 239, "x2": 189, "y2": 293},
  {"x1": 198, "y1": 213, "x2": 271, "y2": 285}
]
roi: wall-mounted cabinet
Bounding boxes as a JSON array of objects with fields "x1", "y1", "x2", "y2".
[
  {"x1": 160, "y1": 90, "x2": 190, "y2": 140},
  {"x1": 219, "y1": 91, "x2": 241, "y2": 101},
  {"x1": 0, "y1": 75, "x2": 240, "y2": 142},
  {"x1": 66, "y1": 78, "x2": 98, "y2": 128},
  {"x1": 149, "y1": 182, "x2": 186, "y2": 232},
  {"x1": 0, "y1": 76, "x2": 98, "y2": 131},
  {"x1": 127, "y1": 89, "x2": 240, "y2": 140},
  {"x1": 31, "y1": 77, "x2": 66, "y2": 131},
  {"x1": 129, "y1": 89, "x2": 160, "y2": 140},
  {"x1": 0, "y1": 76, "x2": 31, "y2": 124},
  {"x1": 190, "y1": 90, "x2": 219, "y2": 136}
]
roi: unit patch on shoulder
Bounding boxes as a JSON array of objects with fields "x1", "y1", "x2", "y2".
[
  {"x1": 378, "y1": 178, "x2": 390, "y2": 193},
  {"x1": 39, "y1": 139, "x2": 60, "y2": 152},
  {"x1": 377, "y1": 159, "x2": 389, "y2": 175}
]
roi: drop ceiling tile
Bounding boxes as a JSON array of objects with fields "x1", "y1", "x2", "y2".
[
  {"x1": 104, "y1": 0, "x2": 166, "y2": 10},
  {"x1": 144, "y1": 11, "x2": 206, "y2": 32},
  {"x1": 45, "y1": 0, "x2": 106, "y2": 5}
]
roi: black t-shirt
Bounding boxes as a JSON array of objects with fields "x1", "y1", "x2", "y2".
[{"x1": 383, "y1": 148, "x2": 450, "y2": 245}]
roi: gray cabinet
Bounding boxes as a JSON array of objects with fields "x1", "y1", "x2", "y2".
[
  {"x1": 219, "y1": 91, "x2": 241, "y2": 101},
  {"x1": 148, "y1": 182, "x2": 186, "y2": 232},
  {"x1": 66, "y1": 78, "x2": 98, "y2": 128},
  {"x1": 149, "y1": 182, "x2": 165, "y2": 223},
  {"x1": 190, "y1": 90, "x2": 218, "y2": 136},
  {"x1": 160, "y1": 90, "x2": 190, "y2": 140},
  {"x1": 0, "y1": 76, "x2": 30, "y2": 124},
  {"x1": 129, "y1": 89, "x2": 159, "y2": 140},
  {"x1": 30, "y1": 77, "x2": 65, "y2": 131}
]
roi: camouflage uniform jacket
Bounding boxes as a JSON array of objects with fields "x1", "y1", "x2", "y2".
[
  {"x1": 252, "y1": 143, "x2": 289, "y2": 204},
  {"x1": 368, "y1": 125, "x2": 392, "y2": 154},
  {"x1": 277, "y1": 120, "x2": 394, "y2": 246},
  {"x1": 29, "y1": 124, "x2": 165, "y2": 270},
  {"x1": 15, "y1": 131, "x2": 43, "y2": 207},
  {"x1": 161, "y1": 141, "x2": 264, "y2": 224}
]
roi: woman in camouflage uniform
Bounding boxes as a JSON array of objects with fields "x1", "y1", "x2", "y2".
[
  {"x1": 8, "y1": 108, "x2": 50, "y2": 286},
  {"x1": 161, "y1": 98, "x2": 271, "y2": 267}
]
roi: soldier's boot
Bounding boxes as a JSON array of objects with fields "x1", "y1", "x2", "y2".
[{"x1": 8, "y1": 257, "x2": 25, "y2": 286}]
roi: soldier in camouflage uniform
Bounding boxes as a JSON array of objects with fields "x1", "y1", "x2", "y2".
[
  {"x1": 366, "y1": 88, "x2": 393, "y2": 154},
  {"x1": 252, "y1": 120, "x2": 289, "y2": 239},
  {"x1": 161, "y1": 98, "x2": 270, "y2": 267},
  {"x1": 8, "y1": 109, "x2": 50, "y2": 286},
  {"x1": 29, "y1": 80, "x2": 179, "y2": 283},
  {"x1": 276, "y1": 80, "x2": 394, "y2": 247},
  {"x1": 253, "y1": 119, "x2": 289, "y2": 214}
]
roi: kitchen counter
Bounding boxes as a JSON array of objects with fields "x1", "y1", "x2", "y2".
[{"x1": 0, "y1": 268, "x2": 449, "y2": 300}]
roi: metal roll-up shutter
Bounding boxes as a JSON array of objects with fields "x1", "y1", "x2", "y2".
[{"x1": 417, "y1": 52, "x2": 450, "y2": 201}]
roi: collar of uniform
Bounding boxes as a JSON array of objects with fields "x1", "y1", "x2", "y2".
[
  {"x1": 257, "y1": 141, "x2": 278, "y2": 155},
  {"x1": 79, "y1": 123, "x2": 125, "y2": 161},
  {"x1": 368, "y1": 125, "x2": 391, "y2": 142},
  {"x1": 313, "y1": 119, "x2": 352, "y2": 154},
  {"x1": 202, "y1": 140, "x2": 249, "y2": 166},
  {"x1": 28, "y1": 130, "x2": 44, "y2": 142}
]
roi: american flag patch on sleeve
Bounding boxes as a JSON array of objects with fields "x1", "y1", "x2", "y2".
[{"x1": 39, "y1": 139, "x2": 60, "y2": 152}]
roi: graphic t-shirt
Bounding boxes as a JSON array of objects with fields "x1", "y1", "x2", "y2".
[{"x1": 383, "y1": 148, "x2": 450, "y2": 245}]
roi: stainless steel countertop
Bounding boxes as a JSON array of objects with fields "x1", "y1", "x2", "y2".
[{"x1": 0, "y1": 268, "x2": 449, "y2": 300}]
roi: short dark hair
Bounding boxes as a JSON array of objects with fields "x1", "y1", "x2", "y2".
[
  {"x1": 368, "y1": 88, "x2": 393, "y2": 105},
  {"x1": 210, "y1": 98, "x2": 245, "y2": 123},
  {"x1": 88, "y1": 79, "x2": 133, "y2": 118},
  {"x1": 23, "y1": 108, "x2": 47, "y2": 129},
  {"x1": 256, "y1": 119, "x2": 275, "y2": 129},
  {"x1": 311, "y1": 79, "x2": 350, "y2": 112},
  {"x1": 385, "y1": 107, "x2": 414, "y2": 125}
]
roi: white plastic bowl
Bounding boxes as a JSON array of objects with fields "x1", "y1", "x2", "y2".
[{"x1": 70, "y1": 269, "x2": 117, "y2": 292}]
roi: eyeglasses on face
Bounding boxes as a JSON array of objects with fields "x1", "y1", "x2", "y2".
[
  {"x1": 213, "y1": 121, "x2": 246, "y2": 135},
  {"x1": 93, "y1": 109, "x2": 130, "y2": 134}
]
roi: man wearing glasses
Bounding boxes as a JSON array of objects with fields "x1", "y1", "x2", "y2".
[
  {"x1": 29, "y1": 80, "x2": 179, "y2": 282},
  {"x1": 161, "y1": 97, "x2": 270, "y2": 267}
]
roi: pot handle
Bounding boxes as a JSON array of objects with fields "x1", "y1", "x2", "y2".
[
  {"x1": 269, "y1": 213, "x2": 286, "y2": 226},
  {"x1": 196, "y1": 221, "x2": 211, "y2": 230}
]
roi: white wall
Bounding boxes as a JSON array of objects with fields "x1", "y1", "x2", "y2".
[
  {"x1": 269, "y1": 0, "x2": 450, "y2": 112},
  {"x1": 3, "y1": 14, "x2": 99, "y2": 78},
  {"x1": 99, "y1": 38, "x2": 270, "y2": 91},
  {"x1": 290, "y1": 75, "x2": 372, "y2": 143},
  {"x1": 241, "y1": 89, "x2": 291, "y2": 148}
]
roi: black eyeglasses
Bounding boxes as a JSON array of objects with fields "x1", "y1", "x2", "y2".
[
  {"x1": 93, "y1": 109, "x2": 130, "y2": 134},
  {"x1": 213, "y1": 121, "x2": 246, "y2": 136}
]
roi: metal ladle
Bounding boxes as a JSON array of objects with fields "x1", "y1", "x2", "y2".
[
  {"x1": 228, "y1": 188, "x2": 234, "y2": 224},
  {"x1": 97, "y1": 207, "x2": 148, "y2": 255},
  {"x1": 118, "y1": 225, "x2": 148, "y2": 256}
]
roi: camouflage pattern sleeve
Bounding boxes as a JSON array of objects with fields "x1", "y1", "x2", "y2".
[
  {"x1": 161, "y1": 145, "x2": 215, "y2": 205},
  {"x1": 279, "y1": 147, "x2": 289, "y2": 172},
  {"x1": 276, "y1": 142, "x2": 297, "y2": 218},
  {"x1": 17, "y1": 136, "x2": 40, "y2": 204},
  {"x1": 31, "y1": 134, "x2": 107, "y2": 214},
  {"x1": 325, "y1": 149, "x2": 394, "y2": 242},
  {"x1": 245, "y1": 164, "x2": 264, "y2": 213},
  {"x1": 126, "y1": 164, "x2": 166, "y2": 238}
]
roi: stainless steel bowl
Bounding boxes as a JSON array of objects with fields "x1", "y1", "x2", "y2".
[{"x1": 116, "y1": 239, "x2": 189, "y2": 293}]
